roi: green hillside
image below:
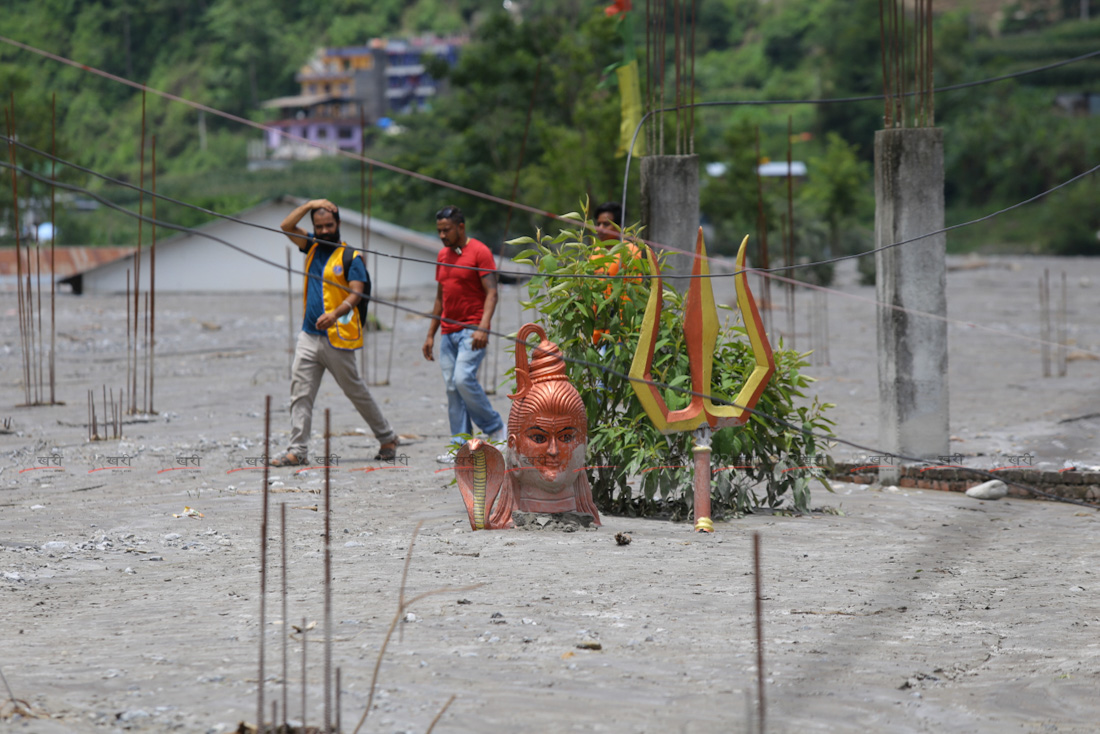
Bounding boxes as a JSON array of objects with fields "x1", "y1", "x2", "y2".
[{"x1": 1, "y1": 0, "x2": 1097, "y2": 256}]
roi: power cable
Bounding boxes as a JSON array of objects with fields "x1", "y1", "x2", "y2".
[
  {"x1": 3, "y1": 156, "x2": 1094, "y2": 510},
  {"x1": 618, "y1": 47, "x2": 1100, "y2": 228},
  {"x1": 2, "y1": 34, "x2": 1098, "y2": 259},
  {"x1": 7, "y1": 133, "x2": 1098, "y2": 361}
]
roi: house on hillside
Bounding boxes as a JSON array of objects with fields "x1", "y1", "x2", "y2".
[
  {"x1": 61, "y1": 197, "x2": 441, "y2": 297},
  {"x1": 259, "y1": 37, "x2": 464, "y2": 159}
]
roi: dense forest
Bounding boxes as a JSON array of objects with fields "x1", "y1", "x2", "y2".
[{"x1": 1, "y1": 0, "x2": 1098, "y2": 259}]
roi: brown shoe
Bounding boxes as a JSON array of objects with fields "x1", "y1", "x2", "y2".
[
  {"x1": 269, "y1": 451, "x2": 307, "y2": 467},
  {"x1": 373, "y1": 439, "x2": 399, "y2": 462}
]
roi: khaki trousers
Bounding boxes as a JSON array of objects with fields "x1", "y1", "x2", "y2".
[{"x1": 287, "y1": 332, "x2": 396, "y2": 458}]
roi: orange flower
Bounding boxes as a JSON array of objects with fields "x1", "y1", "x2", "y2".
[{"x1": 605, "y1": 0, "x2": 632, "y2": 17}]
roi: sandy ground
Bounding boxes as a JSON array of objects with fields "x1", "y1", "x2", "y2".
[{"x1": 1, "y1": 253, "x2": 1099, "y2": 733}]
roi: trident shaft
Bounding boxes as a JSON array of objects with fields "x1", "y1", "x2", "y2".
[{"x1": 630, "y1": 229, "x2": 775, "y2": 531}]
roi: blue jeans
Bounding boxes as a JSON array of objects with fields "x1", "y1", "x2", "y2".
[{"x1": 439, "y1": 329, "x2": 504, "y2": 443}]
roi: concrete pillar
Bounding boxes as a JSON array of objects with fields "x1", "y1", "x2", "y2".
[
  {"x1": 640, "y1": 155, "x2": 700, "y2": 287},
  {"x1": 875, "y1": 128, "x2": 949, "y2": 480}
]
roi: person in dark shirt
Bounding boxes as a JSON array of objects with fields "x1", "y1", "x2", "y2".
[{"x1": 269, "y1": 198, "x2": 398, "y2": 466}]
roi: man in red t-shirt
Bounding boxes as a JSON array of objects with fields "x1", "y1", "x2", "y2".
[{"x1": 422, "y1": 205, "x2": 505, "y2": 463}]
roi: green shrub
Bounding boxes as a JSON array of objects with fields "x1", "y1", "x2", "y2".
[{"x1": 510, "y1": 209, "x2": 835, "y2": 519}]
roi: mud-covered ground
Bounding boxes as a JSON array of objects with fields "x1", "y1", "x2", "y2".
[{"x1": 1, "y1": 255, "x2": 1098, "y2": 733}]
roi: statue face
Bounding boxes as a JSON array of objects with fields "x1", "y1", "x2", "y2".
[{"x1": 508, "y1": 409, "x2": 586, "y2": 493}]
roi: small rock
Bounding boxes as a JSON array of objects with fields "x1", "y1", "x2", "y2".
[
  {"x1": 344, "y1": 541, "x2": 364, "y2": 548},
  {"x1": 965, "y1": 480, "x2": 1008, "y2": 500},
  {"x1": 577, "y1": 639, "x2": 602, "y2": 650},
  {"x1": 404, "y1": 612, "x2": 418, "y2": 623},
  {"x1": 615, "y1": 532, "x2": 632, "y2": 546},
  {"x1": 124, "y1": 567, "x2": 135, "y2": 575},
  {"x1": 117, "y1": 709, "x2": 150, "y2": 722},
  {"x1": 163, "y1": 533, "x2": 181, "y2": 542},
  {"x1": 3, "y1": 572, "x2": 23, "y2": 582}
]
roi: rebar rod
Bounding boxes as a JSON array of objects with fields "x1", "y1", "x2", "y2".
[
  {"x1": 493, "y1": 59, "x2": 542, "y2": 392},
  {"x1": 879, "y1": 0, "x2": 891, "y2": 127},
  {"x1": 368, "y1": 164, "x2": 380, "y2": 386},
  {"x1": 301, "y1": 616, "x2": 308, "y2": 732},
  {"x1": 786, "y1": 116, "x2": 796, "y2": 350},
  {"x1": 360, "y1": 105, "x2": 369, "y2": 386},
  {"x1": 143, "y1": 291, "x2": 149, "y2": 413},
  {"x1": 149, "y1": 134, "x2": 156, "y2": 414},
  {"x1": 335, "y1": 667, "x2": 342, "y2": 734},
  {"x1": 280, "y1": 502, "x2": 289, "y2": 734},
  {"x1": 126, "y1": 270, "x2": 131, "y2": 400},
  {"x1": 1040, "y1": 272, "x2": 1050, "y2": 378},
  {"x1": 323, "y1": 409, "x2": 333, "y2": 732},
  {"x1": 133, "y1": 91, "x2": 145, "y2": 414},
  {"x1": 1057, "y1": 271, "x2": 1066, "y2": 376},
  {"x1": 257, "y1": 395, "x2": 271, "y2": 733},
  {"x1": 671, "y1": 0, "x2": 677, "y2": 153},
  {"x1": 49, "y1": 93, "x2": 56, "y2": 404},
  {"x1": 754, "y1": 126, "x2": 771, "y2": 338},
  {"x1": 287, "y1": 246, "x2": 294, "y2": 380},
  {"x1": 7, "y1": 98, "x2": 31, "y2": 406},
  {"x1": 385, "y1": 245, "x2": 404, "y2": 385},
  {"x1": 690, "y1": 0, "x2": 697, "y2": 153},
  {"x1": 35, "y1": 203, "x2": 43, "y2": 405}
]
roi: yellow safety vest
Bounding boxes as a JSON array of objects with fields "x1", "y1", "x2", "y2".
[{"x1": 302, "y1": 243, "x2": 363, "y2": 350}]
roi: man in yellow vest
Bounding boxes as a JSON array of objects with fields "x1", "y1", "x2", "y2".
[{"x1": 269, "y1": 198, "x2": 398, "y2": 467}]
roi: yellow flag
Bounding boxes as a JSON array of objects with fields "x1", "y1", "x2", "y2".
[{"x1": 615, "y1": 60, "x2": 645, "y2": 157}]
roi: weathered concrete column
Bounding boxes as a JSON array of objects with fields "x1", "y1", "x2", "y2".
[
  {"x1": 875, "y1": 128, "x2": 949, "y2": 481},
  {"x1": 640, "y1": 155, "x2": 699, "y2": 287}
]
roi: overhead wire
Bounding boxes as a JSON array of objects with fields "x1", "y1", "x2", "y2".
[
  {"x1": 6, "y1": 132, "x2": 1098, "y2": 361},
  {"x1": 3, "y1": 38, "x2": 1098, "y2": 506},
  {"x1": 2, "y1": 34, "x2": 1099, "y2": 264},
  {"x1": 2, "y1": 155, "x2": 1095, "y2": 510},
  {"x1": 619, "y1": 47, "x2": 1100, "y2": 236}
]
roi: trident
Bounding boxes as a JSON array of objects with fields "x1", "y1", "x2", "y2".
[{"x1": 629, "y1": 229, "x2": 775, "y2": 532}]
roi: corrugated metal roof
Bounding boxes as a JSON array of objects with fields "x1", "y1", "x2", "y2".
[{"x1": 0, "y1": 246, "x2": 134, "y2": 278}]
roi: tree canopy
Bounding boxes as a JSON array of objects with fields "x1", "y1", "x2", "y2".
[{"x1": 1, "y1": 0, "x2": 1097, "y2": 254}]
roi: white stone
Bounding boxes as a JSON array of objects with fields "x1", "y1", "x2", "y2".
[{"x1": 966, "y1": 480, "x2": 1008, "y2": 500}]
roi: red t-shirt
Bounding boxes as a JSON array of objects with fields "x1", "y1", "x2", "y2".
[{"x1": 435, "y1": 237, "x2": 496, "y2": 334}]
